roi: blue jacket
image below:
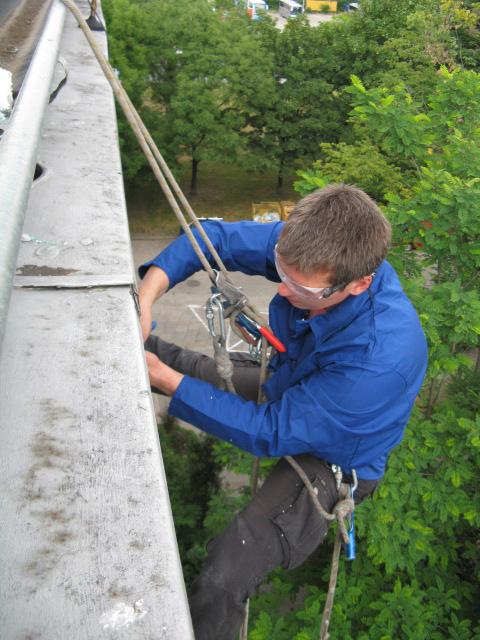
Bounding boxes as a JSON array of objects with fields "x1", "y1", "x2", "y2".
[{"x1": 139, "y1": 221, "x2": 428, "y2": 480}]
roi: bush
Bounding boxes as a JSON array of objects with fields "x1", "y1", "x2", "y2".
[{"x1": 158, "y1": 417, "x2": 222, "y2": 585}]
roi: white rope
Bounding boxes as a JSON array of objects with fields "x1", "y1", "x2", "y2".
[{"x1": 59, "y1": 5, "x2": 354, "y2": 638}]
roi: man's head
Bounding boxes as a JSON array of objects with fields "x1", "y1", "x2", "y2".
[{"x1": 275, "y1": 184, "x2": 391, "y2": 313}]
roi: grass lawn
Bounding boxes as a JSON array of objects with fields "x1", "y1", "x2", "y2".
[{"x1": 125, "y1": 160, "x2": 299, "y2": 235}]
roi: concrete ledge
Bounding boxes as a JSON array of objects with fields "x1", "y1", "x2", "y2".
[{"x1": 0, "y1": 1, "x2": 193, "y2": 637}]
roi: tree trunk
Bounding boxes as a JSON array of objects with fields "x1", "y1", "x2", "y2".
[
  {"x1": 276, "y1": 156, "x2": 286, "y2": 193},
  {"x1": 276, "y1": 169, "x2": 284, "y2": 193},
  {"x1": 190, "y1": 157, "x2": 199, "y2": 196}
]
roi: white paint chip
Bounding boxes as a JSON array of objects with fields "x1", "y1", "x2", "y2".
[{"x1": 99, "y1": 599, "x2": 147, "y2": 630}]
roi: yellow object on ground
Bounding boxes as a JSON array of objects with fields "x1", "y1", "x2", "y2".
[
  {"x1": 280, "y1": 201, "x2": 296, "y2": 220},
  {"x1": 252, "y1": 201, "x2": 282, "y2": 223},
  {"x1": 306, "y1": 0, "x2": 337, "y2": 11},
  {"x1": 252, "y1": 201, "x2": 297, "y2": 222}
]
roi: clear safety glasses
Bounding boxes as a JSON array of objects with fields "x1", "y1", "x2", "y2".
[{"x1": 274, "y1": 245, "x2": 346, "y2": 300}]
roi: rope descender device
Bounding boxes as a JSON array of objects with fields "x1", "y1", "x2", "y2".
[{"x1": 206, "y1": 271, "x2": 286, "y2": 359}]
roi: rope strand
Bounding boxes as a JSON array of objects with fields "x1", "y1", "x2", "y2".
[{"x1": 60, "y1": 4, "x2": 355, "y2": 638}]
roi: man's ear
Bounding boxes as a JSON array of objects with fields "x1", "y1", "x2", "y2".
[{"x1": 348, "y1": 275, "x2": 373, "y2": 296}]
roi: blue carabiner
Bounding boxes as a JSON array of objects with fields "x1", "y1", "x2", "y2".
[{"x1": 344, "y1": 469, "x2": 358, "y2": 561}]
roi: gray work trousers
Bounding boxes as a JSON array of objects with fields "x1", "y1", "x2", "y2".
[{"x1": 145, "y1": 335, "x2": 379, "y2": 640}]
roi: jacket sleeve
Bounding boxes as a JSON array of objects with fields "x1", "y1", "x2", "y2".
[
  {"x1": 168, "y1": 361, "x2": 411, "y2": 467},
  {"x1": 138, "y1": 220, "x2": 283, "y2": 288}
]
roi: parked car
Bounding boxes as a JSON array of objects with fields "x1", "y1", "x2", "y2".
[
  {"x1": 246, "y1": 0, "x2": 269, "y2": 20},
  {"x1": 279, "y1": 0, "x2": 304, "y2": 18}
]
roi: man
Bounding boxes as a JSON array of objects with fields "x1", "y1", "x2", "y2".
[{"x1": 138, "y1": 185, "x2": 428, "y2": 640}]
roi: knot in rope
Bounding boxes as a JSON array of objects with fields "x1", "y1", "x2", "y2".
[
  {"x1": 333, "y1": 497, "x2": 355, "y2": 544},
  {"x1": 284, "y1": 456, "x2": 354, "y2": 543}
]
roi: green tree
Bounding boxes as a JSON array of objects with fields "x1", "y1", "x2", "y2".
[
  {"x1": 455, "y1": 0, "x2": 480, "y2": 69},
  {"x1": 139, "y1": 0, "x2": 273, "y2": 194},
  {"x1": 247, "y1": 16, "x2": 344, "y2": 190},
  {"x1": 310, "y1": 0, "x2": 477, "y2": 109},
  {"x1": 104, "y1": 0, "x2": 271, "y2": 191},
  {"x1": 102, "y1": 0, "x2": 154, "y2": 180},
  {"x1": 251, "y1": 67, "x2": 480, "y2": 639},
  {"x1": 158, "y1": 417, "x2": 222, "y2": 585},
  {"x1": 295, "y1": 140, "x2": 410, "y2": 203}
]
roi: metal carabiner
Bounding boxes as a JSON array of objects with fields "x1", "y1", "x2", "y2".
[
  {"x1": 205, "y1": 291, "x2": 227, "y2": 345},
  {"x1": 212, "y1": 293, "x2": 227, "y2": 344},
  {"x1": 205, "y1": 296, "x2": 217, "y2": 338},
  {"x1": 331, "y1": 464, "x2": 343, "y2": 492}
]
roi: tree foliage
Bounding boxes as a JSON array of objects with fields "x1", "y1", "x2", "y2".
[
  {"x1": 104, "y1": 0, "x2": 479, "y2": 190},
  {"x1": 295, "y1": 140, "x2": 409, "y2": 203},
  {"x1": 105, "y1": 0, "x2": 271, "y2": 192},
  {"x1": 274, "y1": 66, "x2": 480, "y2": 639},
  {"x1": 102, "y1": 0, "x2": 153, "y2": 180},
  {"x1": 157, "y1": 417, "x2": 222, "y2": 585},
  {"x1": 246, "y1": 16, "x2": 345, "y2": 190},
  {"x1": 143, "y1": 0, "x2": 274, "y2": 193}
]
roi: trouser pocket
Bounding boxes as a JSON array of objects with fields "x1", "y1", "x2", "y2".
[{"x1": 272, "y1": 472, "x2": 337, "y2": 570}]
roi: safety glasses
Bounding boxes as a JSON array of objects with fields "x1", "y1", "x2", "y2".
[{"x1": 274, "y1": 245, "x2": 346, "y2": 300}]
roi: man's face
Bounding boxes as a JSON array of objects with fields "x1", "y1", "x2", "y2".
[
  {"x1": 275, "y1": 254, "x2": 372, "y2": 314},
  {"x1": 276, "y1": 262, "x2": 348, "y2": 312}
]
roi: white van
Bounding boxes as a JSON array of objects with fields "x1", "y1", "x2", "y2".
[
  {"x1": 278, "y1": 0, "x2": 303, "y2": 18},
  {"x1": 247, "y1": 0, "x2": 269, "y2": 20}
]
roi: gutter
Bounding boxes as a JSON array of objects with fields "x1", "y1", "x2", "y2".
[{"x1": 0, "y1": 0, "x2": 66, "y2": 354}]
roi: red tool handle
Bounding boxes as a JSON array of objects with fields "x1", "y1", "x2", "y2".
[{"x1": 259, "y1": 326, "x2": 286, "y2": 353}]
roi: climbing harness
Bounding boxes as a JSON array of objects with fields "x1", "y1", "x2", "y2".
[{"x1": 60, "y1": 2, "x2": 358, "y2": 638}]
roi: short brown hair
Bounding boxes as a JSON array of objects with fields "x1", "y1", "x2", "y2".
[{"x1": 277, "y1": 184, "x2": 391, "y2": 285}]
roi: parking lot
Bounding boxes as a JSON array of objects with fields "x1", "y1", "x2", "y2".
[{"x1": 270, "y1": 9, "x2": 334, "y2": 29}]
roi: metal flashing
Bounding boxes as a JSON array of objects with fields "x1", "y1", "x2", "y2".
[{"x1": 0, "y1": 0, "x2": 66, "y2": 353}]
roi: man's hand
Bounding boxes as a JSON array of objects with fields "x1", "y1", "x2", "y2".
[
  {"x1": 145, "y1": 351, "x2": 184, "y2": 396},
  {"x1": 138, "y1": 266, "x2": 170, "y2": 342}
]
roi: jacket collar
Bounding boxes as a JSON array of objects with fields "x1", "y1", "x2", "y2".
[{"x1": 306, "y1": 260, "x2": 388, "y2": 344}]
